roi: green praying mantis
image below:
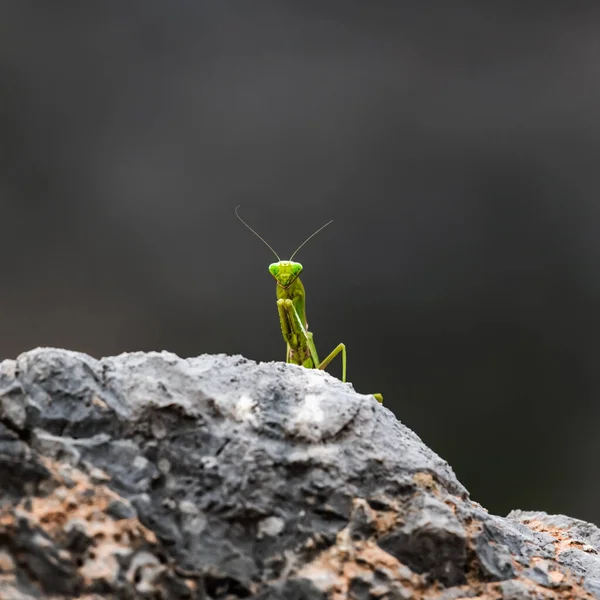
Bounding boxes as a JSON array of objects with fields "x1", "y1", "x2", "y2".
[{"x1": 236, "y1": 206, "x2": 383, "y2": 403}]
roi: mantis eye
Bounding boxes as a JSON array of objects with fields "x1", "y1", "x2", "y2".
[
  {"x1": 291, "y1": 263, "x2": 303, "y2": 277},
  {"x1": 269, "y1": 264, "x2": 280, "y2": 277}
]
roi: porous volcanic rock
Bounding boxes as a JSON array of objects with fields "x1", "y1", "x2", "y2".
[{"x1": 0, "y1": 348, "x2": 598, "y2": 599}]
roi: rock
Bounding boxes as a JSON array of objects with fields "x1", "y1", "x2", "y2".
[
  {"x1": 376, "y1": 495, "x2": 468, "y2": 586},
  {"x1": 0, "y1": 348, "x2": 597, "y2": 598}
]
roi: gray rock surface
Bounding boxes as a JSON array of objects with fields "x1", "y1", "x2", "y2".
[{"x1": 0, "y1": 348, "x2": 597, "y2": 599}]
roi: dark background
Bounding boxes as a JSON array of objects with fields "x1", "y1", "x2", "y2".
[{"x1": 1, "y1": 3, "x2": 598, "y2": 522}]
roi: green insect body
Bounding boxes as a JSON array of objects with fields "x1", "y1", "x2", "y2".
[
  {"x1": 236, "y1": 207, "x2": 382, "y2": 403},
  {"x1": 270, "y1": 260, "x2": 345, "y2": 378}
]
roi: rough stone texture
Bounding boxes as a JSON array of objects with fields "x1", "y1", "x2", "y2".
[{"x1": 0, "y1": 348, "x2": 598, "y2": 599}]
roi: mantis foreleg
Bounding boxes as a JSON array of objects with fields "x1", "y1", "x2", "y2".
[
  {"x1": 277, "y1": 298, "x2": 348, "y2": 382},
  {"x1": 277, "y1": 298, "x2": 316, "y2": 369}
]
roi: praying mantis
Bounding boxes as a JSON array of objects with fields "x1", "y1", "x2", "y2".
[{"x1": 236, "y1": 206, "x2": 383, "y2": 403}]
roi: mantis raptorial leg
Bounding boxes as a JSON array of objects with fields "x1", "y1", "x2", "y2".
[
  {"x1": 277, "y1": 297, "x2": 346, "y2": 381},
  {"x1": 236, "y1": 206, "x2": 383, "y2": 403}
]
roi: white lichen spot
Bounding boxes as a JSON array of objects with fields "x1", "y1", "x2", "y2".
[
  {"x1": 91, "y1": 395, "x2": 108, "y2": 410},
  {"x1": 126, "y1": 551, "x2": 164, "y2": 594},
  {"x1": 89, "y1": 467, "x2": 111, "y2": 483},
  {"x1": 200, "y1": 455, "x2": 218, "y2": 470},
  {"x1": 32, "y1": 533, "x2": 52, "y2": 549},
  {"x1": 188, "y1": 513, "x2": 208, "y2": 534},
  {"x1": 151, "y1": 420, "x2": 167, "y2": 440},
  {"x1": 295, "y1": 394, "x2": 324, "y2": 425},
  {"x1": 0, "y1": 396, "x2": 26, "y2": 429},
  {"x1": 233, "y1": 394, "x2": 259, "y2": 424},
  {"x1": 132, "y1": 455, "x2": 149, "y2": 470},
  {"x1": 296, "y1": 566, "x2": 337, "y2": 592},
  {"x1": 162, "y1": 497, "x2": 176, "y2": 510},
  {"x1": 179, "y1": 500, "x2": 199, "y2": 515},
  {"x1": 81, "y1": 553, "x2": 120, "y2": 584},
  {"x1": 0, "y1": 359, "x2": 16, "y2": 378},
  {"x1": 157, "y1": 458, "x2": 171, "y2": 474},
  {"x1": 257, "y1": 516, "x2": 285, "y2": 538}
]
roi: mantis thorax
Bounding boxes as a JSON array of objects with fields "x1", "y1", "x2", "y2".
[{"x1": 269, "y1": 261, "x2": 303, "y2": 289}]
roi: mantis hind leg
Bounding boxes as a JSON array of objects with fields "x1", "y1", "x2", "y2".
[
  {"x1": 316, "y1": 340, "x2": 383, "y2": 404},
  {"x1": 317, "y1": 343, "x2": 346, "y2": 383}
]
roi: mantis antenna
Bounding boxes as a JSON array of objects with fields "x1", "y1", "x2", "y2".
[
  {"x1": 235, "y1": 205, "x2": 281, "y2": 261},
  {"x1": 235, "y1": 205, "x2": 333, "y2": 260},
  {"x1": 289, "y1": 219, "x2": 334, "y2": 260}
]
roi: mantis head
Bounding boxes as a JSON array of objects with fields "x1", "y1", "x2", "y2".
[
  {"x1": 235, "y1": 206, "x2": 333, "y2": 287},
  {"x1": 269, "y1": 261, "x2": 303, "y2": 288}
]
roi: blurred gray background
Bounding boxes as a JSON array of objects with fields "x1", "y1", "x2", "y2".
[{"x1": 1, "y1": 2, "x2": 598, "y2": 522}]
